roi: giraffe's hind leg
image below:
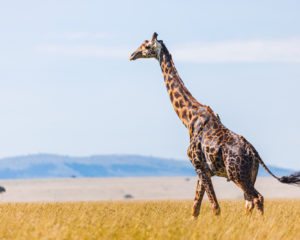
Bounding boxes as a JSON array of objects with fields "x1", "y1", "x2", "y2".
[
  {"x1": 244, "y1": 159, "x2": 259, "y2": 214},
  {"x1": 192, "y1": 178, "x2": 205, "y2": 218},
  {"x1": 254, "y1": 192, "x2": 264, "y2": 215},
  {"x1": 238, "y1": 182, "x2": 264, "y2": 215},
  {"x1": 244, "y1": 194, "x2": 254, "y2": 214},
  {"x1": 226, "y1": 150, "x2": 263, "y2": 215}
]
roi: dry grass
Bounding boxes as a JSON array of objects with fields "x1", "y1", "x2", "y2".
[{"x1": 0, "y1": 200, "x2": 299, "y2": 240}]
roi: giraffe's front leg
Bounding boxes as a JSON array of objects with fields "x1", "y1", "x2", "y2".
[
  {"x1": 192, "y1": 178, "x2": 205, "y2": 218},
  {"x1": 196, "y1": 168, "x2": 221, "y2": 215},
  {"x1": 188, "y1": 143, "x2": 221, "y2": 216}
]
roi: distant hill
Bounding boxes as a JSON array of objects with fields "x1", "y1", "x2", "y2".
[{"x1": 0, "y1": 154, "x2": 295, "y2": 179}]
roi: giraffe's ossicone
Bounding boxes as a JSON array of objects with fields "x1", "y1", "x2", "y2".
[{"x1": 130, "y1": 32, "x2": 300, "y2": 216}]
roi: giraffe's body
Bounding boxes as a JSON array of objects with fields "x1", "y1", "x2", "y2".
[{"x1": 130, "y1": 33, "x2": 300, "y2": 216}]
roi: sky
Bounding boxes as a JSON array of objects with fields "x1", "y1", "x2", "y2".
[{"x1": 0, "y1": 1, "x2": 300, "y2": 169}]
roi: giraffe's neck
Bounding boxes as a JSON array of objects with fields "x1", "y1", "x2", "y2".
[{"x1": 158, "y1": 43, "x2": 205, "y2": 128}]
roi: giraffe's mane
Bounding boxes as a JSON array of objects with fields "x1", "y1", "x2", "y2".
[
  {"x1": 158, "y1": 40, "x2": 185, "y2": 86},
  {"x1": 158, "y1": 40, "x2": 171, "y2": 59}
]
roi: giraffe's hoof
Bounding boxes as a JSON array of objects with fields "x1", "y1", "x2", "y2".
[
  {"x1": 191, "y1": 212, "x2": 200, "y2": 219},
  {"x1": 245, "y1": 210, "x2": 253, "y2": 216},
  {"x1": 214, "y1": 208, "x2": 221, "y2": 216},
  {"x1": 258, "y1": 210, "x2": 264, "y2": 216}
]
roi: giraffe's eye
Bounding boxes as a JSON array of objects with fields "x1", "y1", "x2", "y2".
[{"x1": 145, "y1": 45, "x2": 151, "y2": 49}]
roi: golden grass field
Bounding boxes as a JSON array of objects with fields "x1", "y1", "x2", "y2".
[{"x1": 0, "y1": 200, "x2": 299, "y2": 240}]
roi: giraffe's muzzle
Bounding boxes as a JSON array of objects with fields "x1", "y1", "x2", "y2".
[{"x1": 129, "y1": 50, "x2": 142, "y2": 61}]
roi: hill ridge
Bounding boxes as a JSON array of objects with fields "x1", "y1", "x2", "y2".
[{"x1": 0, "y1": 153, "x2": 295, "y2": 179}]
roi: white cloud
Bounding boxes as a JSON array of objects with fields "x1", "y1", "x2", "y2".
[
  {"x1": 36, "y1": 38, "x2": 300, "y2": 63},
  {"x1": 36, "y1": 44, "x2": 130, "y2": 58},
  {"x1": 173, "y1": 38, "x2": 300, "y2": 63},
  {"x1": 45, "y1": 32, "x2": 113, "y2": 40}
]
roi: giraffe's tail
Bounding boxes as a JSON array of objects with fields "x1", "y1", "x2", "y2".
[
  {"x1": 259, "y1": 157, "x2": 300, "y2": 185},
  {"x1": 250, "y1": 145, "x2": 300, "y2": 186},
  {"x1": 278, "y1": 172, "x2": 300, "y2": 185}
]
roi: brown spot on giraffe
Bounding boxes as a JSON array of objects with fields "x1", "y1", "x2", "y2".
[
  {"x1": 130, "y1": 32, "x2": 300, "y2": 217},
  {"x1": 174, "y1": 92, "x2": 181, "y2": 99}
]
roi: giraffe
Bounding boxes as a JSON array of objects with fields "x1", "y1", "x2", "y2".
[{"x1": 130, "y1": 33, "x2": 300, "y2": 216}]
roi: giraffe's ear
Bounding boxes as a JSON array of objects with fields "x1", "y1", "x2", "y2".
[{"x1": 151, "y1": 32, "x2": 158, "y2": 41}]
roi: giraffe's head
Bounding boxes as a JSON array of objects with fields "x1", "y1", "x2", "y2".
[{"x1": 129, "y1": 32, "x2": 162, "y2": 61}]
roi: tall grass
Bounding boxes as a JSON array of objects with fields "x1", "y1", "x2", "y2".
[{"x1": 0, "y1": 200, "x2": 299, "y2": 240}]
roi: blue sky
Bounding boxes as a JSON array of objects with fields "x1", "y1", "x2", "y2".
[{"x1": 0, "y1": 1, "x2": 300, "y2": 169}]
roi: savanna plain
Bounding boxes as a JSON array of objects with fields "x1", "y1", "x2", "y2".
[{"x1": 0, "y1": 200, "x2": 299, "y2": 240}]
